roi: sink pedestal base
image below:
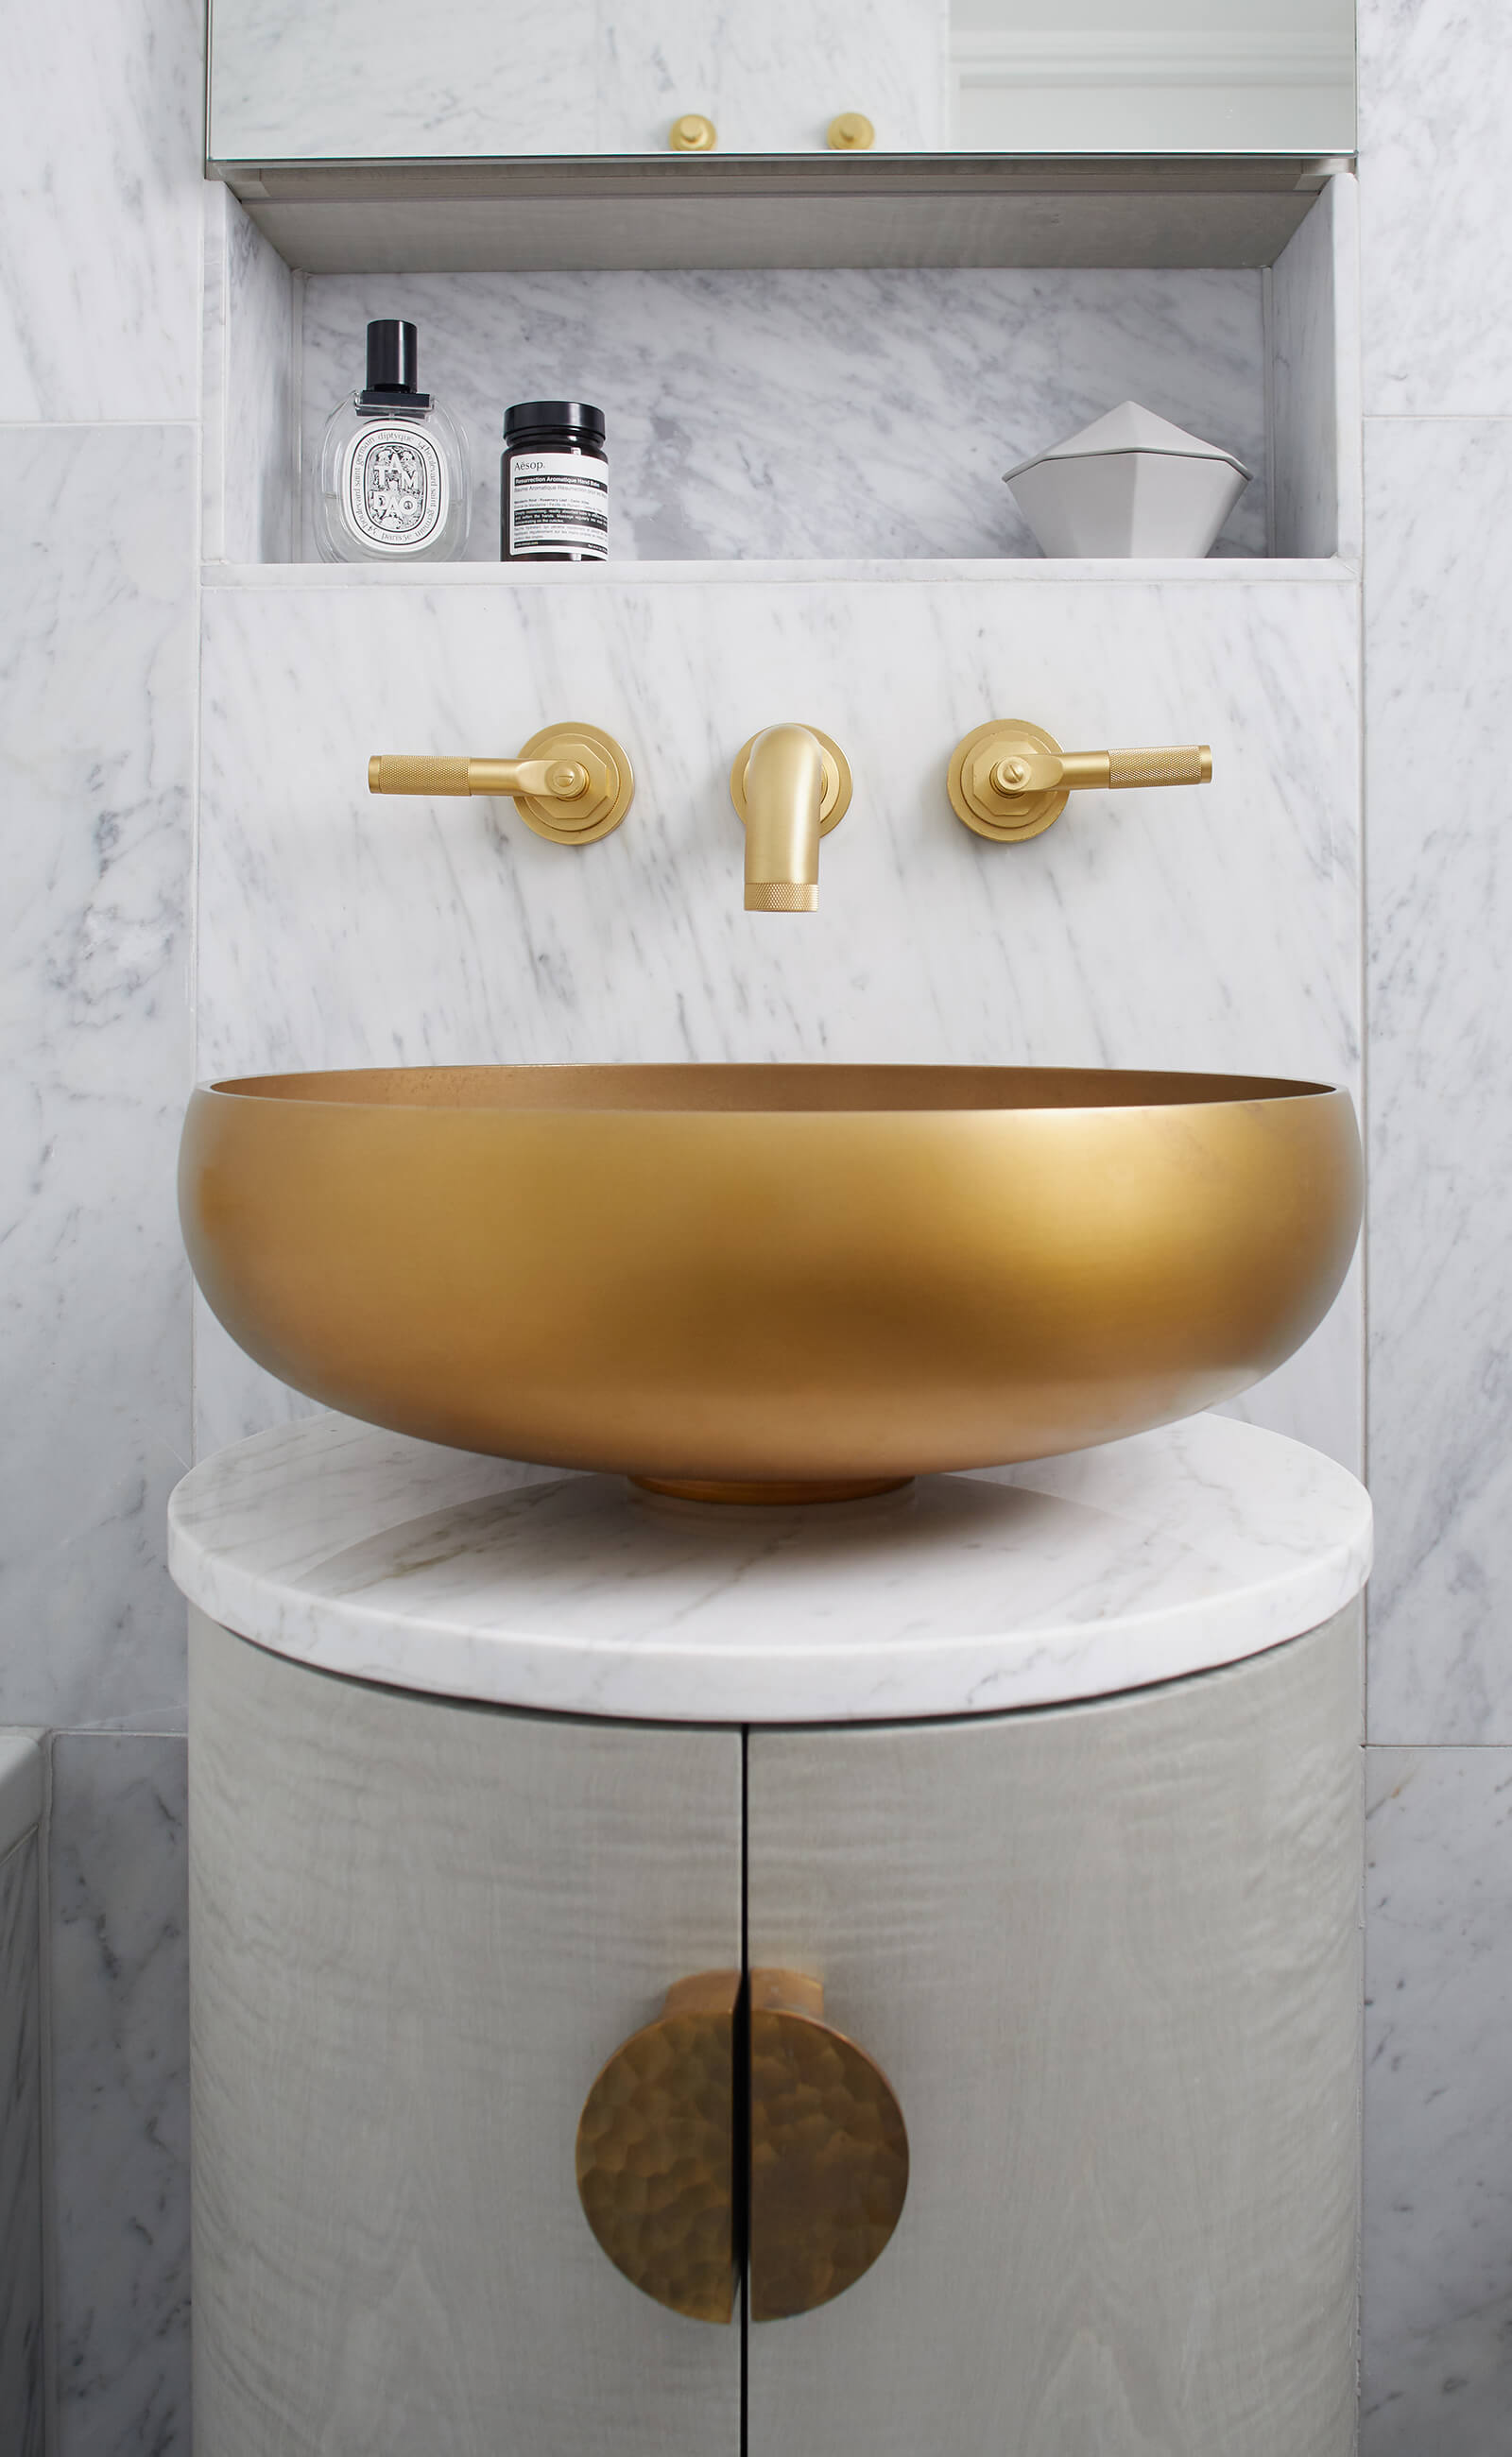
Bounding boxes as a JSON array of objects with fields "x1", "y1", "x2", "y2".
[{"x1": 631, "y1": 1474, "x2": 915, "y2": 1506}]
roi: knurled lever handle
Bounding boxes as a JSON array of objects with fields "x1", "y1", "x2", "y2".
[
  {"x1": 948, "y1": 718, "x2": 1212, "y2": 844},
  {"x1": 368, "y1": 753, "x2": 589, "y2": 799},
  {"x1": 366, "y1": 722, "x2": 635, "y2": 846},
  {"x1": 991, "y1": 743, "x2": 1211, "y2": 794}
]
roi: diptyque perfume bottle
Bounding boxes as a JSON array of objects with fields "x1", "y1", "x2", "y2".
[{"x1": 314, "y1": 319, "x2": 471, "y2": 563}]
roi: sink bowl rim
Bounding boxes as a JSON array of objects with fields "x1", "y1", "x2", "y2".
[{"x1": 198, "y1": 1060, "x2": 1345, "y2": 1117}]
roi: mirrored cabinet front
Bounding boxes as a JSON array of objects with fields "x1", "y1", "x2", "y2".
[{"x1": 207, "y1": 0, "x2": 1357, "y2": 166}]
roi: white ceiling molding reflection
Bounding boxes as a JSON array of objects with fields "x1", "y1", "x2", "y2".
[{"x1": 953, "y1": 31, "x2": 1354, "y2": 91}]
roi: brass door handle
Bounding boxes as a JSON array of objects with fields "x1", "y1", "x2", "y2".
[
  {"x1": 747, "y1": 1970, "x2": 908, "y2": 2323},
  {"x1": 948, "y1": 718, "x2": 1212, "y2": 842},
  {"x1": 576, "y1": 1970, "x2": 742, "y2": 2325},
  {"x1": 576, "y1": 1968, "x2": 908, "y2": 2326},
  {"x1": 368, "y1": 720, "x2": 633, "y2": 844}
]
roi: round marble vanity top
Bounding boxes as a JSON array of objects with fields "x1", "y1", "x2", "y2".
[{"x1": 168, "y1": 1414, "x2": 1371, "y2": 1725}]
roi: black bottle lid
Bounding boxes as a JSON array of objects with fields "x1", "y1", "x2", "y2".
[
  {"x1": 359, "y1": 318, "x2": 431, "y2": 410},
  {"x1": 505, "y1": 400, "x2": 607, "y2": 441}
]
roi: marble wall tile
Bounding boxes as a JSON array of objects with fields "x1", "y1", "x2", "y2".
[
  {"x1": 0, "y1": 1830, "x2": 43, "y2": 2457},
  {"x1": 1359, "y1": 0, "x2": 1512, "y2": 416},
  {"x1": 1362, "y1": 1745, "x2": 1512, "y2": 2454},
  {"x1": 203, "y1": 183, "x2": 299, "y2": 565},
  {"x1": 49, "y1": 1733, "x2": 190, "y2": 2457},
  {"x1": 0, "y1": 426, "x2": 196, "y2": 1729},
  {"x1": 212, "y1": 0, "x2": 947, "y2": 161},
  {"x1": 1365, "y1": 416, "x2": 1512, "y2": 1740},
  {"x1": 1271, "y1": 176, "x2": 1362, "y2": 561},
  {"x1": 0, "y1": 0, "x2": 203, "y2": 422},
  {"x1": 299, "y1": 266, "x2": 1270, "y2": 563},
  {"x1": 197, "y1": 563, "x2": 1362, "y2": 1463}
]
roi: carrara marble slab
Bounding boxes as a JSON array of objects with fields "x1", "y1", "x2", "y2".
[
  {"x1": 0, "y1": 428, "x2": 195, "y2": 1729},
  {"x1": 297, "y1": 265, "x2": 1269, "y2": 562},
  {"x1": 1362, "y1": 1744, "x2": 1512, "y2": 2454},
  {"x1": 1365, "y1": 417, "x2": 1512, "y2": 1740},
  {"x1": 1359, "y1": 0, "x2": 1512, "y2": 415},
  {"x1": 0, "y1": 0, "x2": 202, "y2": 421},
  {"x1": 48, "y1": 1734, "x2": 190, "y2": 2457},
  {"x1": 169, "y1": 1414, "x2": 1372, "y2": 1724}
]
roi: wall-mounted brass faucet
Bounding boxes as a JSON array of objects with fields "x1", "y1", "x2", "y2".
[
  {"x1": 368, "y1": 721, "x2": 633, "y2": 844},
  {"x1": 730, "y1": 724, "x2": 852, "y2": 912},
  {"x1": 948, "y1": 719, "x2": 1211, "y2": 843}
]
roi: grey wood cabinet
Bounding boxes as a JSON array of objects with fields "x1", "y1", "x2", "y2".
[
  {"x1": 746, "y1": 1607, "x2": 1362, "y2": 2457},
  {"x1": 189, "y1": 1601, "x2": 1362, "y2": 2457},
  {"x1": 189, "y1": 1609, "x2": 744, "y2": 2457}
]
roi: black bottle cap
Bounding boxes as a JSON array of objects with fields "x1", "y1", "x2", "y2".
[
  {"x1": 505, "y1": 400, "x2": 607, "y2": 439},
  {"x1": 367, "y1": 318, "x2": 420, "y2": 392}
]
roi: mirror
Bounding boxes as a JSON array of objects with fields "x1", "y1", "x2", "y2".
[{"x1": 208, "y1": 0, "x2": 1356, "y2": 164}]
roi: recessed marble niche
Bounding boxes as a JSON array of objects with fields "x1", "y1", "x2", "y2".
[{"x1": 202, "y1": 174, "x2": 1356, "y2": 566}]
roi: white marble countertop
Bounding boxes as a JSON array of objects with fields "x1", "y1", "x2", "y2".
[{"x1": 168, "y1": 1414, "x2": 1372, "y2": 1726}]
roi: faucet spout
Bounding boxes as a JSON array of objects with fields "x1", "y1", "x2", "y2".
[{"x1": 738, "y1": 725, "x2": 831, "y2": 914}]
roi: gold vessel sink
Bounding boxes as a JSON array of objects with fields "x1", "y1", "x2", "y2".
[{"x1": 180, "y1": 1066, "x2": 1361, "y2": 1500}]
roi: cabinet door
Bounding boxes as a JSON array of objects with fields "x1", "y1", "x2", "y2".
[
  {"x1": 189, "y1": 1608, "x2": 744, "y2": 2457},
  {"x1": 746, "y1": 1609, "x2": 1362, "y2": 2457}
]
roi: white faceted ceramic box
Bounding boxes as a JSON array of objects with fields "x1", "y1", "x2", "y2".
[{"x1": 1005, "y1": 402, "x2": 1251, "y2": 558}]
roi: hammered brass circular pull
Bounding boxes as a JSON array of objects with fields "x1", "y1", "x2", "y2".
[
  {"x1": 748, "y1": 1970, "x2": 908, "y2": 2322},
  {"x1": 576, "y1": 1971, "x2": 740, "y2": 2325}
]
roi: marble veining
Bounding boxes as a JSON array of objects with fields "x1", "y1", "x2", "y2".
[
  {"x1": 195, "y1": 562, "x2": 1362, "y2": 1466},
  {"x1": 1365, "y1": 417, "x2": 1512, "y2": 1742},
  {"x1": 212, "y1": 0, "x2": 948, "y2": 161},
  {"x1": 169, "y1": 1413, "x2": 1372, "y2": 1723},
  {"x1": 203, "y1": 182, "x2": 299, "y2": 565},
  {"x1": 1270, "y1": 175, "x2": 1362, "y2": 561},
  {"x1": 298, "y1": 266, "x2": 1269, "y2": 562},
  {"x1": 0, "y1": 428, "x2": 196, "y2": 1729},
  {"x1": 0, "y1": 1737, "x2": 43, "y2": 1866},
  {"x1": 1359, "y1": 0, "x2": 1512, "y2": 415},
  {"x1": 1362, "y1": 1745, "x2": 1512, "y2": 2454},
  {"x1": 49, "y1": 1734, "x2": 190, "y2": 2457},
  {"x1": 0, "y1": 1830, "x2": 43, "y2": 2457},
  {"x1": 0, "y1": 0, "x2": 203, "y2": 421}
]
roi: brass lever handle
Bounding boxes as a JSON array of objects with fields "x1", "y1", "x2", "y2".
[
  {"x1": 949, "y1": 718, "x2": 1212, "y2": 843},
  {"x1": 368, "y1": 720, "x2": 634, "y2": 844},
  {"x1": 575, "y1": 1967, "x2": 908, "y2": 2327}
]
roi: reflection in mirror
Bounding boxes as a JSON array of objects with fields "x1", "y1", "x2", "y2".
[
  {"x1": 951, "y1": 0, "x2": 1355, "y2": 153},
  {"x1": 208, "y1": 0, "x2": 1354, "y2": 164}
]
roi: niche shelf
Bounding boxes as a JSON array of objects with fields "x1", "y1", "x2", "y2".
[
  {"x1": 203, "y1": 168, "x2": 1359, "y2": 572},
  {"x1": 215, "y1": 152, "x2": 1344, "y2": 279}
]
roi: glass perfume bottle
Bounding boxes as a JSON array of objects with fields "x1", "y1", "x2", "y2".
[{"x1": 314, "y1": 319, "x2": 471, "y2": 564}]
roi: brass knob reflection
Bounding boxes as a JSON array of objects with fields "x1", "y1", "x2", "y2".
[
  {"x1": 827, "y1": 112, "x2": 875, "y2": 150},
  {"x1": 576, "y1": 1971, "x2": 741, "y2": 2325},
  {"x1": 748, "y1": 1970, "x2": 908, "y2": 2322},
  {"x1": 670, "y1": 113, "x2": 717, "y2": 150}
]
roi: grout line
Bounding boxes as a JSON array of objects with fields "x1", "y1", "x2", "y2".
[
  {"x1": 738, "y1": 1727, "x2": 749, "y2": 2455},
  {"x1": 0, "y1": 417, "x2": 200, "y2": 432},
  {"x1": 38, "y1": 1737, "x2": 58, "y2": 2457}
]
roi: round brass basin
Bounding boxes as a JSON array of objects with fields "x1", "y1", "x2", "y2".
[{"x1": 180, "y1": 1066, "x2": 1361, "y2": 1490}]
